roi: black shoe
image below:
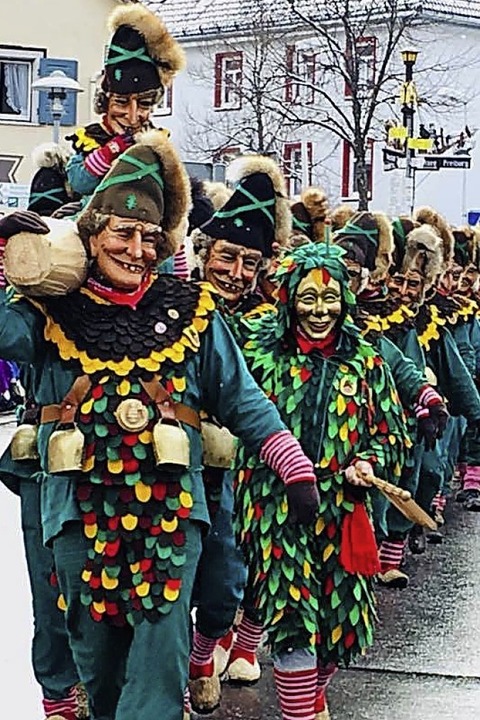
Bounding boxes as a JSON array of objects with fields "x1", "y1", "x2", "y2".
[
  {"x1": 464, "y1": 489, "x2": 480, "y2": 512},
  {"x1": 456, "y1": 488, "x2": 468, "y2": 503},
  {"x1": 426, "y1": 529, "x2": 443, "y2": 544},
  {"x1": 408, "y1": 525, "x2": 426, "y2": 554}
]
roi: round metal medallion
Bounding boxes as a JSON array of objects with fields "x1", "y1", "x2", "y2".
[{"x1": 114, "y1": 399, "x2": 149, "y2": 432}]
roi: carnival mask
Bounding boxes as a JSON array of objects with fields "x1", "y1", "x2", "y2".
[
  {"x1": 106, "y1": 91, "x2": 157, "y2": 134},
  {"x1": 343, "y1": 258, "x2": 370, "y2": 295},
  {"x1": 294, "y1": 268, "x2": 342, "y2": 340},
  {"x1": 388, "y1": 270, "x2": 425, "y2": 307},
  {"x1": 460, "y1": 263, "x2": 480, "y2": 295},
  {"x1": 89, "y1": 216, "x2": 160, "y2": 290},
  {"x1": 438, "y1": 263, "x2": 463, "y2": 296},
  {"x1": 204, "y1": 239, "x2": 263, "y2": 306}
]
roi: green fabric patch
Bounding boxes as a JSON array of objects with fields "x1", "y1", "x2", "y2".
[{"x1": 125, "y1": 194, "x2": 138, "y2": 210}]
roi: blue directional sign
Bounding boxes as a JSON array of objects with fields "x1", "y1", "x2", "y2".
[{"x1": 468, "y1": 211, "x2": 480, "y2": 226}]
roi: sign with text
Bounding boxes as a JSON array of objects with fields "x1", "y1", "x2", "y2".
[{"x1": 417, "y1": 155, "x2": 471, "y2": 171}]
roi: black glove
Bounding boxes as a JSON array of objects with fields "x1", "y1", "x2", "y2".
[
  {"x1": 51, "y1": 201, "x2": 84, "y2": 220},
  {"x1": 0, "y1": 211, "x2": 49, "y2": 239},
  {"x1": 286, "y1": 481, "x2": 320, "y2": 525},
  {"x1": 429, "y1": 403, "x2": 449, "y2": 439},
  {"x1": 417, "y1": 416, "x2": 437, "y2": 451}
]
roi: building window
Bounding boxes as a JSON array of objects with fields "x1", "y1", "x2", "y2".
[
  {"x1": 153, "y1": 85, "x2": 173, "y2": 117},
  {"x1": 283, "y1": 141, "x2": 312, "y2": 196},
  {"x1": 344, "y1": 36, "x2": 377, "y2": 98},
  {"x1": 0, "y1": 47, "x2": 44, "y2": 123},
  {"x1": 214, "y1": 52, "x2": 242, "y2": 110},
  {"x1": 286, "y1": 46, "x2": 317, "y2": 104},
  {"x1": 341, "y1": 139, "x2": 374, "y2": 200}
]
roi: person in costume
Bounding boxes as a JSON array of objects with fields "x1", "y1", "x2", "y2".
[
  {"x1": 399, "y1": 210, "x2": 480, "y2": 530},
  {"x1": 332, "y1": 211, "x2": 448, "y2": 587},
  {"x1": 0, "y1": 131, "x2": 320, "y2": 720},
  {"x1": 234, "y1": 241, "x2": 411, "y2": 720},
  {"x1": 187, "y1": 156, "x2": 290, "y2": 712},
  {"x1": 66, "y1": 3, "x2": 184, "y2": 205}
]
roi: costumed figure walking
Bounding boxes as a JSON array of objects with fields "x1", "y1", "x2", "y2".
[
  {"x1": 187, "y1": 156, "x2": 290, "y2": 711},
  {"x1": 235, "y1": 241, "x2": 411, "y2": 720},
  {"x1": 0, "y1": 130, "x2": 320, "y2": 720}
]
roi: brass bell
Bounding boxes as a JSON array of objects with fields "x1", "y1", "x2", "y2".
[
  {"x1": 48, "y1": 424, "x2": 85, "y2": 473},
  {"x1": 152, "y1": 418, "x2": 190, "y2": 470},
  {"x1": 201, "y1": 421, "x2": 236, "y2": 469},
  {"x1": 11, "y1": 424, "x2": 40, "y2": 461}
]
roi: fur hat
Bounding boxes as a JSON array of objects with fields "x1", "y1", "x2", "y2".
[
  {"x1": 413, "y1": 206, "x2": 454, "y2": 268},
  {"x1": 390, "y1": 216, "x2": 419, "y2": 274},
  {"x1": 188, "y1": 177, "x2": 214, "y2": 235},
  {"x1": 291, "y1": 186, "x2": 329, "y2": 243},
  {"x1": 328, "y1": 204, "x2": 355, "y2": 232},
  {"x1": 101, "y1": 3, "x2": 186, "y2": 95},
  {"x1": 401, "y1": 225, "x2": 444, "y2": 287},
  {"x1": 333, "y1": 211, "x2": 394, "y2": 281},
  {"x1": 451, "y1": 225, "x2": 480, "y2": 269},
  {"x1": 77, "y1": 129, "x2": 190, "y2": 258},
  {"x1": 203, "y1": 181, "x2": 233, "y2": 211},
  {"x1": 27, "y1": 143, "x2": 75, "y2": 216},
  {"x1": 198, "y1": 154, "x2": 291, "y2": 258}
]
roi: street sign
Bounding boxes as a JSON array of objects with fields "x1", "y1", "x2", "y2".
[
  {"x1": 468, "y1": 211, "x2": 480, "y2": 226},
  {"x1": 416, "y1": 155, "x2": 471, "y2": 171}
]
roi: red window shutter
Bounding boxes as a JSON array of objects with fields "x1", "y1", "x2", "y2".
[
  {"x1": 285, "y1": 45, "x2": 295, "y2": 102},
  {"x1": 214, "y1": 53, "x2": 223, "y2": 108},
  {"x1": 341, "y1": 141, "x2": 350, "y2": 198}
]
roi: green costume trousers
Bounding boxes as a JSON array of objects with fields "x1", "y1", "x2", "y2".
[
  {"x1": 20, "y1": 481, "x2": 79, "y2": 700},
  {"x1": 52, "y1": 520, "x2": 202, "y2": 720}
]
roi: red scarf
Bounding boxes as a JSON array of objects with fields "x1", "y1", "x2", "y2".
[{"x1": 86, "y1": 272, "x2": 153, "y2": 309}]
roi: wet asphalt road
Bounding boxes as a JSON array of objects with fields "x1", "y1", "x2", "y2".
[
  {"x1": 1, "y1": 416, "x2": 479, "y2": 719},
  {"x1": 205, "y1": 484, "x2": 480, "y2": 720}
]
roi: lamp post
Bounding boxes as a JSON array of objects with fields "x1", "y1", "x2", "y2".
[
  {"x1": 32, "y1": 70, "x2": 83, "y2": 143},
  {"x1": 400, "y1": 48, "x2": 419, "y2": 214}
]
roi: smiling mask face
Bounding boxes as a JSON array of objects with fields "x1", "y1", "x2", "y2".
[
  {"x1": 204, "y1": 239, "x2": 263, "y2": 305},
  {"x1": 294, "y1": 268, "x2": 342, "y2": 340}
]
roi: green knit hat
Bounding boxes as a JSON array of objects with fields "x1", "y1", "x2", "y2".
[{"x1": 79, "y1": 130, "x2": 190, "y2": 254}]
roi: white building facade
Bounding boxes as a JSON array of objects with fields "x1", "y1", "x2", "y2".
[{"x1": 146, "y1": 0, "x2": 480, "y2": 224}]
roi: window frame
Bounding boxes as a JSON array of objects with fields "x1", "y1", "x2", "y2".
[
  {"x1": 344, "y1": 36, "x2": 377, "y2": 98},
  {"x1": 341, "y1": 139, "x2": 374, "y2": 201},
  {"x1": 0, "y1": 45, "x2": 45, "y2": 124},
  {"x1": 152, "y1": 85, "x2": 173, "y2": 118},
  {"x1": 286, "y1": 45, "x2": 317, "y2": 105},
  {"x1": 214, "y1": 51, "x2": 243, "y2": 111},
  {"x1": 283, "y1": 141, "x2": 313, "y2": 196}
]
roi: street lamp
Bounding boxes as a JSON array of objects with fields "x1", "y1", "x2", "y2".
[
  {"x1": 32, "y1": 70, "x2": 83, "y2": 143},
  {"x1": 400, "y1": 48, "x2": 419, "y2": 213}
]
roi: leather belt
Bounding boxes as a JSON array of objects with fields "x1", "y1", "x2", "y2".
[{"x1": 40, "y1": 375, "x2": 200, "y2": 432}]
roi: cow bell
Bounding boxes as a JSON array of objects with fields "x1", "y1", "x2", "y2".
[
  {"x1": 11, "y1": 424, "x2": 40, "y2": 461},
  {"x1": 48, "y1": 424, "x2": 85, "y2": 473},
  {"x1": 152, "y1": 418, "x2": 190, "y2": 470},
  {"x1": 201, "y1": 421, "x2": 236, "y2": 469}
]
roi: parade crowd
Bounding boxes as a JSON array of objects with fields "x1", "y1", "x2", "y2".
[{"x1": 1, "y1": 4, "x2": 478, "y2": 720}]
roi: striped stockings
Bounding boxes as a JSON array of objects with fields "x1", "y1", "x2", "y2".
[
  {"x1": 229, "y1": 615, "x2": 264, "y2": 664},
  {"x1": 315, "y1": 663, "x2": 337, "y2": 712},
  {"x1": 273, "y1": 666, "x2": 317, "y2": 720},
  {"x1": 378, "y1": 539, "x2": 405, "y2": 572},
  {"x1": 190, "y1": 629, "x2": 218, "y2": 678},
  {"x1": 43, "y1": 686, "x2": 77, "y2": 720}
]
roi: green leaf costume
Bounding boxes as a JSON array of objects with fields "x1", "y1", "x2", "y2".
[{"x1": 234, "y1": 244, "x2": 411, "y2": 666}]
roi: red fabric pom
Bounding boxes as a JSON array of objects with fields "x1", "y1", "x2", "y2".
[{"x1": 339, "y1": 501, "x2": 380, "y2": 577}]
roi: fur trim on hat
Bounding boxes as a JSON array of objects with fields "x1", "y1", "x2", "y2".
[
  {"x1": 452, "y1": 225, "x2": 480, "y2": 268},
  {"x1": 203, "y1": 181, "x2": 233, "y2": 211},
  {"x1": 31, "y1": 142, "x2": 71, "y2": 171},
  {"x1": 301, "y1": 187, "x2": 329, "y2": 243},
  {"x1": 402, "y1": 225, "x2": 443, "y2": 287},
  {"x1": 226, "y1": 155, "x2": 291, "y2": 246},
  {"x1": 108, "y1": 4, "x2": 186, "y2": 86},
  {"x1": 328, "y1": 204, "x2": 355, "y2": 232},
  {"x1": 413, "y1": 206, "x2": 454, "y2": 268},
  {"x1": 371, "y1": 211, "x2": 394, "y2": 282},
  {"x1": 137, "y1": 129, "x2": 190, "y2": 253}
]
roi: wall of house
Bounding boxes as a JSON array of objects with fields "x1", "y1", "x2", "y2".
[
  {"x1": 0, "y1": 0, "x2": 118, "y2": 198},
  {"x1": 162, "y1": 19, "x2": 480, "y2": 225}
]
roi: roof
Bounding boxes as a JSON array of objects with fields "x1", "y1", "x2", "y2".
[{"x1": 143, "y1": 0, "x2": 480, "y2": 39}]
